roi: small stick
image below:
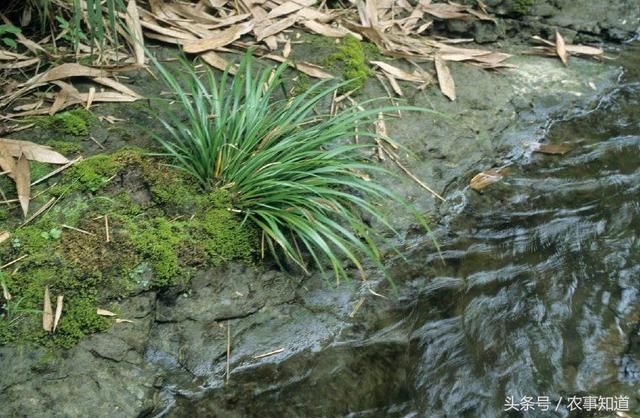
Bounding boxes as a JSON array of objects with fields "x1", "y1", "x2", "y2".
[
  {"x1": 225, "y1": 321, "x2": 231, "y2": 383},
  {"x1": 31, "y1": 156, "x2": 82, "y2": 186},
  {"x1": 104, "y1": 215, "x2": 110, "y2": 243},
  {"x1": 89, "y1": 136, "x2": 106, "y2": 150},
  {"x1": 1, "y1": 254, "x2": 27, "y2": 270},
  {"x1": 349, "y1": 298, "x2": 365, "y2": 318},
  {"x1": 62, "y1": 224, "x2": 96, "y2": 236},
  {"x1": 253, "y1": 348, "x2": 284, "y2": 359},
  {"x1": 381, "y1": 146, "x2": 446, "y2": 202},
  {"x1": 22, "y1": 197, "x2": 56, "y2": 226}
]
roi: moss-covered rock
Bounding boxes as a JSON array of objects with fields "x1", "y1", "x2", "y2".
[{"x1": 0, "y1": 148, "x2": 258, "y2": 349}]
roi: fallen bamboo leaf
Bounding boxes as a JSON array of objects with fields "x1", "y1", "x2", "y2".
[
  {"x1": 183, "y1": 21, "x2": 254, "y2": 53},
  {"x1": 201, "y1": 51, "x2": 237, "y2": 74},
  {"x1": 25, "y1": 63, "x2": 108, "y2": 86},
  {"x1": 0, "y1": 142, "x2": 16, "y2": 179},
  {"x1": 255, "y1": 15, "x2": 298, "y2": 42},
  {"x1": 555, "y1": 30, "x2": 569, "y2": 66},
  {"x1": 0, "y1": 138, "x2": 69, "y2": 164},
  {"x1": 435, "y1": 56, "x2": 455, "y2": 101},
  {"x1": 470, "y1": 166, "x2": 510, "y2": 191},
  {"x1": 1, "y1": 279, "x2": 10, "y2": 300},
  {"x1": 528, "y1": 142, "x2": 573, "y2": 155},
  {"x1": 303, "y1": 21, "x2": 358, "y2": 38},
  {"x1": 0, "y1": 231, "x2": 10, "y2": 245},
  {"x1": 371, "y1": 61, "x2": 432, "y2": 83},
  {"x1": 97, "y1": 308, "x2": 117, "y2": 316},
  {"x1": 43, "y1": 286, "x2": 53, "y2": 332},
  {"x1": 565, "y1": 44, "x2": 603, "y2": 56},
  {"x1": 115, "y1": 318, "x2": 135, "y2": 324},
  {"x1": 126, "y1": 0, "x2": 145, "y2": 66},
  {"x1": 263, "y1": 54, "x2": 333, "y2": 79},
  {"x1": 15, "y1": 153, "x2": 30, "y2": 218},
  {"x1": 283, "y1": 38, "x2": 291, "y2": 58},
  {"x1": 86, "y1": 86, "x2": 96, "y2": 109},
  {"x1": 53, "y1": 295, "x2": 63, "y2": 332}
]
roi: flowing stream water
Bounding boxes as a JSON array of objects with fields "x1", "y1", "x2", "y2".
[
  {"x1": 161, "y1": 43, "x2": 640, "y2": 418},
  {"x1": 401, "y1": 43, "x2": 640, "y2": 417}
]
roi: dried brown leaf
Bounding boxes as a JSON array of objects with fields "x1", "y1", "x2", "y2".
[
  {"x1": 421, "y1": 3, "x2": 468, "y2": 19},
  {"x1": 0, "y1": 143, "x2": 16, "y2": 179},
  {"x1": 565, "y1": 44, "x2": 603, "y2": 56},
  {"x1": 28, "y1": 63, "x2": 107, "y2": 85},
  {"x1": 126, "y1": 0, "x2": 145, "y2": 65},
  {"x1": 92, "y1": 77, "x2": 143, "y2": 99},
  {"x1": 470, "y1": 167, "x2": 510, "y2": 191},
  {"x1": 370, "y1": 61, "x2": 431, "y2": 83},
  {"x1": 529, "y1": 142, "x2": 573, "y2": 155},
  {"x1": 0, "y1": 231, "x2": 10, "y2": 246},
  {"x1": 255, "y1": 15, "x2": 297, "y2": 41},
  {"x1": 0, "y1": 138, "x2": 69, "y2": 164},
  {"x1": 555, "y1": 30, "x2": 568, "y2": 66},
  {"x1": 1, "y1": 278, "x2": 10, "y2": 300},
  {"x1": 15, "y1": 153, "x2": 30, "y2": 218},
  {"x1": 97, "y1": 308, "x2": 117, "y2": 317},
  {"x1": 53, "y1": 295, "x2": 63, "y2": 332},
  {"x1": 201, "y1": 51, "x2": 237, "y2": 74},
  {"x1": 303, "y1": 20, "x2": 360, "y2": 39},
  {"x1": 263, "y1": 54, "x2": 333, "y2": 79},
  {"x1": 183, "y1": 21, "x2": 254, "y2": 53},
  {"x1": 435, "y1": 56, "x2": 455, "y2": 101},
  {"x1": 283, "y1": 38, "x2": 291, "y2": 58},
  {"x1": 43, "y1": 286, "x2": 53, "y2": 332}
]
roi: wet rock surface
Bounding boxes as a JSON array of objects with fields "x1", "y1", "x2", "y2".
[{"x1": 1, "y1": 4, "x2": 639, "y2": 418}]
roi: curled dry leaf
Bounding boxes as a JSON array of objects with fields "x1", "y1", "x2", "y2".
[
  {"x1": 0, "y1": 231, "x2": 10, "y2": 245},
  {"x1": 53, "y1": 295, "x2": 63, "y2": 332},
  {"x1": 1, "y1": 279, "x2": 10, "y2": 300},
  {"x1": 0, "y1": 142, "x2": 16, "y2": 179},
  {"x1": 527, "y1": 142, "x2": 573, "y2": 155},
  {"x1": 43, "y1": 286, "x2": 53, "y2": 332},
  {"x1": 555, "y1": 30, "x2": 568, "y2": 66},
  {"x1": 96, "y1": 308, "x2": 117, "y2": 316},
  {"x1": 470, "y1": 166, "x2": 511, "y2": 191},
  {"x1": 0, "y1": 138, "x2": 69, "y2": 164},
  {"x1": 435, "y1": 56, "x2": 456, "y2": 101},
  {"x1": 15, "y1": 153, "x2": 31, "y2": 218}
]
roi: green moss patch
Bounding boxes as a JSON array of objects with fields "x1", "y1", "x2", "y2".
[
  {"x1": 0, "y1": 149, "x2": 257, "y2": 349},
  {"x1": 37, "y1": 108, "x2": 94, "y2": 136},
  {"x1": 325, "y1": 35, "x2": 373, "y2": 93}
]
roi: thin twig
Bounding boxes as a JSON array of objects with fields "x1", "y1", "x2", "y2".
[
  {"x1": 22, "y1": 197, "x2": 56, "y2": 226},
  {"x1": 381, "y1": 146, "x2": 446, "y2": 202},
  {"x1": 104, "y1": 215, "x2": 110, "y2": 243},
  {"x1": 1, "y1": 254, "x2": 27, "y2": 270},
  {"x1": 349, "y1": 298, "x2": 365, "y2": 318},
  {"x1": 90, "y1": 136, "x2": 106, "y2": 150},
  {"x1": 62, "y1": 224, "x2": 96, "y2": 236},
  {"x1": 31, "y1": 156, "x2": 82, "y2": 187},
  {"x1": 225, "y1": 321, "x2": 231, "y2": 383},
  {"x1": 253, "y1": 348, "x2": 284, "y2": 359}
]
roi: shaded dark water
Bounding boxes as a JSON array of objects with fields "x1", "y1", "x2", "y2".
[{"x1": 408, "y1": 44, "x2": 640, "y2": 417}]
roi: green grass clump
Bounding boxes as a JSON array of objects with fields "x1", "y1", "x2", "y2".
[
  {"x1": 326, "y1": 35, "x2": 372, "y2": 93},
  {"x1": 151, "y1": 52, "x2": 433, "y2": 285}
]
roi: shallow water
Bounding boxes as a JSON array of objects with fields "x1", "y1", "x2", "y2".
[{"x1": 405, "y1": 44, "x2": 640, "y2": 417}]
